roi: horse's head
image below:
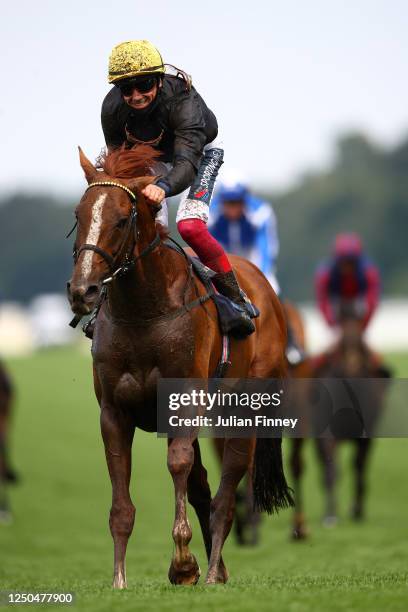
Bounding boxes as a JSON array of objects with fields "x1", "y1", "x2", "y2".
[{"x1": 67, "y1": 145, "x2": 160, "y2": 315}]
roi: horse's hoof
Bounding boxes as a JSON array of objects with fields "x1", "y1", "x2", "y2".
[
  {"x1": 5, "y1": 468, "x2": 19, "y2": 484},
  {"x1": 112, "y1": 575, "x2": 127, "y2": 589},
  {"x1": 206, "y1": 562, "x2": 229, "y2": 584},
  {"x1": 216, "y1": 561, "x2": 229, "y2": 583},
  {"x1": 292, "y1": 525, "x2": 309, "y2": 540},
  {"x1": 351, "y1": 507, "x2": 364, "y2": 521},
  {"x1": 168, "y1": 554, "x2": 201, "y2": 585}
]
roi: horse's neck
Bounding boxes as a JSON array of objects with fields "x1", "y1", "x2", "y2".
[{"x1": 107, "y1": 235, "x2": 188, "y2": 322}]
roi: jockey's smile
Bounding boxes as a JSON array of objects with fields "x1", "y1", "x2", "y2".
[
  {"x1": 121, "y1": 80, "x2": 160, "y2": 111},
  {"x1": 116, "y1": 76, "x2": 161, "y2": 110}
]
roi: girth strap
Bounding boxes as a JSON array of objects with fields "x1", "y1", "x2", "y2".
[{"x1": 108, "y1": 292, "x2": 213, "y2": 327}]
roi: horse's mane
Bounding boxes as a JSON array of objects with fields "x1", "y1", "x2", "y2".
[
  {"x1": 96, "y1": 144, "x2": 161, "y2": 178},
  {"x1": 96, "y1": 145, "x2": 170, "y2": 240}
]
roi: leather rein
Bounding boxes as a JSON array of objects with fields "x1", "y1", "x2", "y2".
[{"x1": 69, "y1": 181, "x2": 213, "y2": 331}]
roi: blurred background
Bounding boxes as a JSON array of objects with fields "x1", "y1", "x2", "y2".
[
  {"x1": 1, "y1": 0, "x2": 407, "y2": 354},
  {"x1": 0, "y1": 1, "x2": 407, "y2": 610}
]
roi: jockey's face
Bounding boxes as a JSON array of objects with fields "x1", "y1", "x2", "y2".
[
  {"x1": 122, "y1": 81, "x2": 160, "y2": 111},
  {"x1": 222, "y1": 200, "x2": 245, "y2": 221}
]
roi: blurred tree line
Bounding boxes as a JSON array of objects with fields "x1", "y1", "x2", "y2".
[
  {"x1": 0, "y1": 131, "x2": 407, "y2": 303},
  {"x1": 264, "y1": 131, "x2": 408, "y2": 300}
]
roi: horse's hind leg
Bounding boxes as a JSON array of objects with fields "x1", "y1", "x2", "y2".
[
  {"x1": 243, "y1": 474, "x2": 261, "y2": 546},
  {"x1": 0, "y1": 390, "x2": 13, "y2": 523},
  {"x1": 206, "y1": 438, "x2": 253, "y2": 584},
  {"x1": 315, "y1": 439, "x2": 337, "y2": 526},
  {"x1": 0, "y1": 467, "x2": 11, "y2": 524},
  {"x1": 351, "y1": 438, "x2": 372, "y2": 520},
  {"x1": 187, "y1": 439, "x2": 228, "y2": 579},
  {"x1": 0, "y1": 421, "x2": 8, "y2": 483},
  {"x1": 187, "y1": 440, "x2": 212, "y2": 558},
  {"x1": 168, "y1": 437, "x2": 201, "y2": 585},
  {"x1": 290, "y1": 438, "x2": 308, "y2": 540},
  {"x1": 100, "y1": 406, "x2": 135, "y2": 589},
  {"x1": 0, "y1": 373, "x2": 17, "y2": 484}
]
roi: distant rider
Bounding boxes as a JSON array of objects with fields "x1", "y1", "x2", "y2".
[
  {"x1": 315, "y1": 233, "x2": 380, "y2": 329},
  {"x1": 101, "y1": 40, "x2": 255, "y2": 337},
  {"x1": 209, "y1": 175, "x2": 305, "y2": 364}
]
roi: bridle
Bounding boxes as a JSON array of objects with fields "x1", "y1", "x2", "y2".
[
  {"x1": 68, "y1": 180, "x2": 216, "y2": 338},
  {"x1": 72, "y1": 181, "x2": 161, "y2": 285}
]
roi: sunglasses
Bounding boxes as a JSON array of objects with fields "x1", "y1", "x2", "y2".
[{"x1": 116, "y1": 76, "x2": 157, "y2": 96}]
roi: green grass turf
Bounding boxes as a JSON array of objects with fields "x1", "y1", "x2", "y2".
[{"x1": 0, "y1": 347, "x2": 407, "y2": 610}]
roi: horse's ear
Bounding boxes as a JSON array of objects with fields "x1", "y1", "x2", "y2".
[{"x1": 78, "y1": 146, "x2": 98, "y2": 183}]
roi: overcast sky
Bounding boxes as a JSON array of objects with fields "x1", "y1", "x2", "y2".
[{"x1": 1, "y1": 0, "x2": 407, "y2": 195}]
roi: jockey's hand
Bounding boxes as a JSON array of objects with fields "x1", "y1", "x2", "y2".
[{"x1": 142, "y1": 184, "x2": 165, "y2": 205}]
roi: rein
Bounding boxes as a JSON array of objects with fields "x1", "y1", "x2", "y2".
[
  {"x1": 69, "y1": 180, "x2": 213, "y2": 331},
  {"x1": 70, "y1": 180, "x2": 160, "y2": 330},
  {"x1": 107, "y1": 239, "x2": 214, "y2": 327}
]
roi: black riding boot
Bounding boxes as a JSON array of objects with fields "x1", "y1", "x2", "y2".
[{"x1": 212, "y1": 271, "x2": 256, "y2": 338}]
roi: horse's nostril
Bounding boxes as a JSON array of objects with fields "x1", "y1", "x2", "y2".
[{"x1": 85, "y1": 285, "x2": 99, "y2": 299}]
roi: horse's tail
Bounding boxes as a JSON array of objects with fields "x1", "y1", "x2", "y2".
[{"x1": 252, "y1": 438, "x2": 294, "y2": 514}]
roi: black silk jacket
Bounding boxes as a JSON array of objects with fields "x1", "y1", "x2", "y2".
[{"x1": 101, "y1": 75, "x2": 218, "y2": 196}]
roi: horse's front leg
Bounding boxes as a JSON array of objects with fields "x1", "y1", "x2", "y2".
[
  {"x1": 100, "y1": 405, "x2": 135, "y2": 589},
  {"x1": 167, "y1": 437, "x2": 201, "y2": 585}
]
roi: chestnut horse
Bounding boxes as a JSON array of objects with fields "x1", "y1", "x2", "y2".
[{"x1": 67, "y1": 145, "x2": 292, "y2": 587}]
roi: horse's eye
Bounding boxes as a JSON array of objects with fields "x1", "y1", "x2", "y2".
[{"x1": 116, "y1": 217, "x2": 128, "y2": 229}]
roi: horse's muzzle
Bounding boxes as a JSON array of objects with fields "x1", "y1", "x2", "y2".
[{"x1": 67, "y1": 280, "x2": 99, "y2": 315}]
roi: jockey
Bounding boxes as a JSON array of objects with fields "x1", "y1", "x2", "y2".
[
  {"x1": 315, "y1": 233, "x2": 380, "y2": 329},
  {"x1": 102, "y1": 40, "x2": 255, "y2": 337},
  {"x1": 209, "y1": 174, "x2": 280, "y2": 291},
  {"x1": 209, "y1": 175, "x2": 305, "y2": 364}
]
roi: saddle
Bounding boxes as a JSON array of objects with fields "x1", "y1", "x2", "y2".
[{"x1": 164, "y1": 240, "x2": 259, "y2": 337}]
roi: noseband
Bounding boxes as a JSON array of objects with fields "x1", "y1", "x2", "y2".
[{"x1": 73, "y1": 181, "x2": 161, "y2": 284}]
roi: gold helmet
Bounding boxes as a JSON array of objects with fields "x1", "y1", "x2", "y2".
[{"x1": 108, "y1": 40, "x2": 165, "y2": 83}]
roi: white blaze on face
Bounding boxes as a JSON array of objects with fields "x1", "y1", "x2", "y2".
[{"x1": 81, "y1": 194, "x2": 107, "y2": 279}]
